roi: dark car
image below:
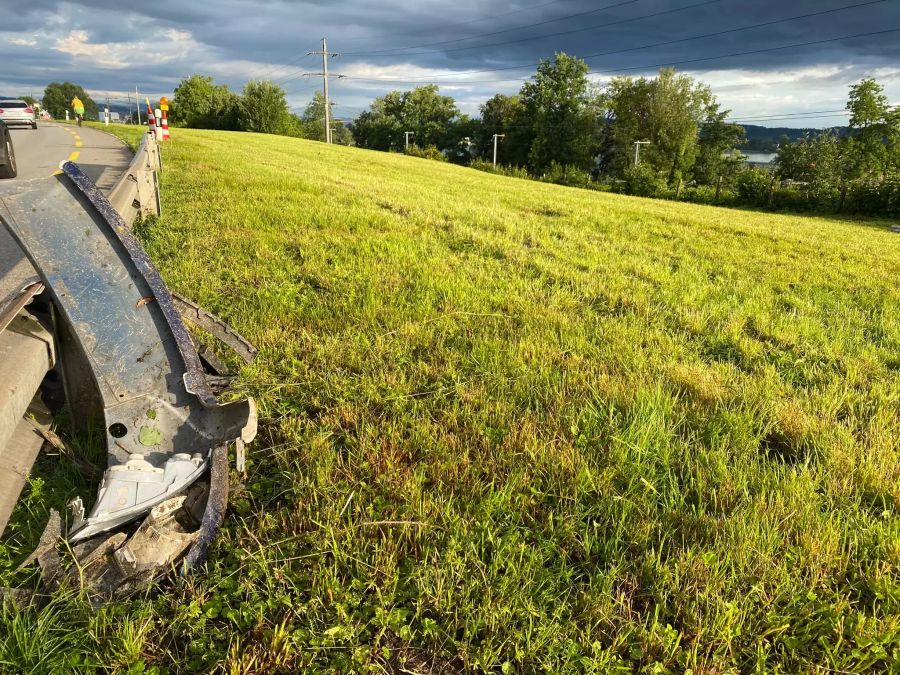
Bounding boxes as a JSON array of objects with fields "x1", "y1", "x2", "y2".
[{"x1": 0, "y1": 119, "x2": 16, "y2": 179}]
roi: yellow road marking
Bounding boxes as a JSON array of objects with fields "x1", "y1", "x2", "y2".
[
  {"x1": 50, "y1": 137, "x2": 84, "y2": 175},
  {"x1": 75, "y1": 142, "x2": 83, "y2": 147},
  {"x1": 73, "y1": 135, "x2": 81, "y2": 141}
]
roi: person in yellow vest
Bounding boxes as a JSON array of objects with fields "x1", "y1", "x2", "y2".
[{"x1": 71, "y1": 96, "x2": 85, "y2": 127}]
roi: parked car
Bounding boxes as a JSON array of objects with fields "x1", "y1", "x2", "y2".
[
  {"x1": 0, "y1": 100, "x2": 38, "y2": 129},
  {"x1": 0, "y1": 120, "x2": 16, "y2": 179}
]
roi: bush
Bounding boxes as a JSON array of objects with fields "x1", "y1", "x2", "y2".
[
  {"x1": 735, "y1": 167, "x2": 773, "y2": 206},
  {"x1": 539, "y1": 162, "x2": 592, "y2": 188},
  {"x1": 281, "y1": 114, "x2": 305, "y2": 139},
  {"x1": 772, "y1": 187, "x2": 815, "y2": 213},
  {"x1": 405, "y1": 145, "x2": 448, "y2": 162},
  {"x1": 680, "y1": 184, "x2": 719, "y2": 204},
  {"x1": 614, "y1": 164, "x2": 668, "y2": 198},
  {"x1": 470, "y1": 161, "x2": 531, "y2": 179},
  {"x1": 845, "y1": 177, "x2": 900, "y2": 216}
]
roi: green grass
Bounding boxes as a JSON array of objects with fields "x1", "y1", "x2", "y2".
[
  {"x1": 2, "y1": 126, "x2": 899, "y2": 673},
  {"x1": 85, "y1": 121, "x2": 145, "y2": 151},
  {"x1": 57, "y1": 120, "x2": 146, "y2": 151}
]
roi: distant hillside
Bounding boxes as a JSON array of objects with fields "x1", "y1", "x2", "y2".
[{"x1": 740, "y1": 124, "x2": 850, "y2": 152}]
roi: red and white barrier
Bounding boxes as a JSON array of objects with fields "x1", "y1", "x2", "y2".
[
  {"x1": 159, "y1": 96, "x2": 171, "y2": 141},
  {"x1": 160, "y1": 109, "x2": 170, "y2": 141},
  {"x1": 145, "y1": 98, "x2": 158, "y2": 140}
]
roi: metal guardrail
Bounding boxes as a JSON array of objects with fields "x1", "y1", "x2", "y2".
[{"x1": 107, "y1": 132, "x2": 161, "y2": 227}]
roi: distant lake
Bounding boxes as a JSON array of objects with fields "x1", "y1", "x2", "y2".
[{"x1": 745, "y1": 152, "x2": 777, "y2": 165}]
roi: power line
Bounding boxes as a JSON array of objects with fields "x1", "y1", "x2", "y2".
[
  {"x1": 243, "y1": 0, "x2": 569, "y2": 79},
  {"x1": 282, "y1": 80, "x2": 321, "y2": 99},
  {"x1": 346, "y1": 0, "x2": 722, "y2": 58},
  {"x1": 606, "y1": 26, "x2": 900, "y2": 75},
  {"x1": 343, "y1": 0, "x2": 642, "y2": 56},
  {"x1": 333, "y1": 0, "x2": 886, "y2": 84},
  {"x1": 270, "y1": 0, "x2": 721, "y2": 86},
  {"x1": 334, "y1": 26, "x2": 900, "y2": 88},
  {"x1": 243, "y1": 48, "x2": 317, "y2": 83},
  {"x1": 338, "y1": 0, "x2": 575, "y2": 46},
  {"x1": 726, "y1": 109, "x2": 847, "y2": 121},
  {"x1": 729, "y1": 113, "x2": 852, "y2": 123}
]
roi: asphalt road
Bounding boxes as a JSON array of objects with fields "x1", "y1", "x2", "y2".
[
  {"x1": 2, "y1": 122, "x2": 131, "y2": 191},
  {"x1": 1, "y1": 122, "x2": 133, "y2": 316}
]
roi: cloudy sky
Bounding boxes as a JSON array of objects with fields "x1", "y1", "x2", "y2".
[{"x1": 2, "y1": 0, "x2": 898, "y2": 127}]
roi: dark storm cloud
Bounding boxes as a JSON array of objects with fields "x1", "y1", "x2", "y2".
[{"x1": 2, "y1": 0, "x2": 899, "y2": 124}]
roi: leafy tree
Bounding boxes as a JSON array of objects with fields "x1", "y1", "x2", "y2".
[
  {"x1": 603, "y1": 69, "x2": 714, "y2": 183},
  {"x1": 351, "y1": 86, "x2": 459, "y2": 152},
  {"x1": 18, "y1": 95, "x2": 37, "y2": 106},
  {"x1": 845, "y1": 78, "x2": 899, "y2": 180},
  {"x1": 694, "y1": 103, "x2": 746, "y2": 186},
  {"x1": 476, "y1": 94, "x2": 526, "y2": 165},
  {"x1": 282, "y1": 113, "x2": 306, "y2": 139},
  {"x1": 400, "y1": 85, "x2": 460, "y2": 148},
  {"x1": 520, "y1": 53, "x2": 599, "y2": 173},
  {"x1": 301, "y1": 93, "x2": 327, "y2": 142},
  {"x1": 444, "y1": 114, "x2": 481, "y2": 163},
  {"x1": 599, "y1": 75, "x2": 654, "y2": 176},
  {"x1": 351, "y1": 102, "x2": 402, "y2": 151},
  {"x1": 171, "y1": 74, "x2": 213, "y2": 127},
  {"x1": 848, "y1": 78, "x2": 892, "y2": 130},
  {"x1": 775, "y1": 131, "x2": 845, "y2": 208},
  {"x1": 171, "y1": 74, "x2": 241, "y2": 130},
  {"x1": 42, "y1": 82, "x2": 98, "y2": 119},
  {"x1": 301, "y1": 92, "x2": 352, "y2": 144},
  {"x1": 171, "y1": 74, "x2": 213, "y2": 126},
  {"x1": 240, "y1": 80, "x2": 291, "y2": 135}
]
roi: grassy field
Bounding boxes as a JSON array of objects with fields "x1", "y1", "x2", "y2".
[{"x1": 1, "y1": 125, "x2": 899, "y2": 673}]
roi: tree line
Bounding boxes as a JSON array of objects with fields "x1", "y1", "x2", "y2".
[
  {"x1": 346, "y1": 54, "x2": 898, "y2": 216},
  {"x1": 46, "y1": 53, "x2": 898, "y2": 218},
  {"x1": 41, "y1": 82, "x2": 100, "y2": 120},
  {"x1": 350, "y1": 54, "x2": 746, "y2": 191},
  {"x1": 167, "y1": 75, "x2": 351, "y2": 143}
]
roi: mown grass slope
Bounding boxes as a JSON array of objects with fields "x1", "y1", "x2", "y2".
[{"x1": 2, "y1": 126, "x2": 899, "y2": 673}]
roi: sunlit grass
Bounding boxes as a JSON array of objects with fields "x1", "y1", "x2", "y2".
[{"x1": 2, "y1": 127, "x2": 898, "y2": 673}]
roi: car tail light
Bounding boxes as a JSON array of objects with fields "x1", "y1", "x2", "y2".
[
  {"x1": 0, "y1": 109, "x2": 4, "y2": 114},
  {"x1": 25, "y1": 108, "x2": 33, "y2": 113}
]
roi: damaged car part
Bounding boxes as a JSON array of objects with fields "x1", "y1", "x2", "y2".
[{"x1": 0, "y1": 163, "x2": 256, "y2": 590}]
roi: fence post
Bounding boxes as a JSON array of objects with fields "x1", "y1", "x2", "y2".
[{"x1": 715, "y1": 175, "x2": 722, "y2": 202}]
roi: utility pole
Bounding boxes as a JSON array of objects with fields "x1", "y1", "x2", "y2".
[
  {"x1": 136, "y1": 86, "x2": 142, "y2": 125},
  {"x1": 305, "y1": 38, "x2": 343, "y2": 144},
  {"x1": 492, "y1": 134, "x2": 505, "y2": 166},
  {"x1": 404, "y1": 131, "x2": 415, "y2": 151},
  {"x1": 330, "y1": 119, "x2": 349, "y2": 144},
  {"x1": 633, "y1": 140, "x2": 651, "y2": 166},
  {"x1": 104, "y1": 95, "x2": 110, "y2": 125}
]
